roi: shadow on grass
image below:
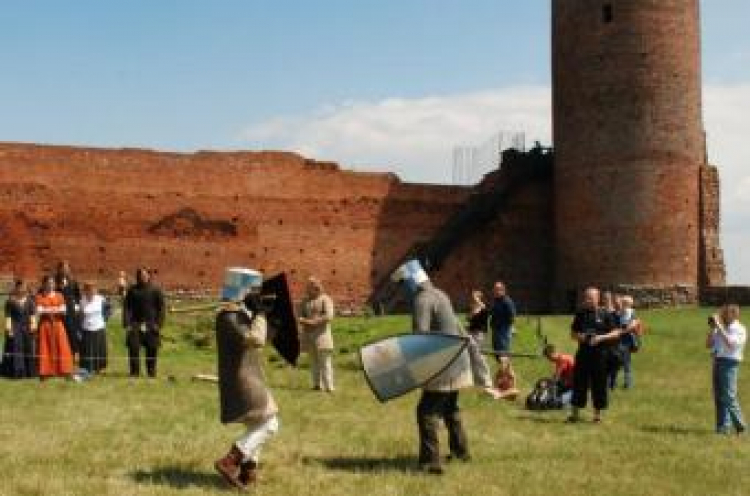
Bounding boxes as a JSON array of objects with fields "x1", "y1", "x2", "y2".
[
  {"x1": 514, "y1": 414, "x2": 567, "y2": 424},
  {"x1": 304, "y1": 455, "x2": 419, "y2": 474},
  {"x1": 130, "y1": 466, "x2": 226, "y2": 490},
  {"x1": 639, "y1": 424, "x2": 709, "y2": 436}
]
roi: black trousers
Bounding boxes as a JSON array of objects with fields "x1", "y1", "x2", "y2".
[
  {"x1": 572, "y1": 348, "x2": 609, "y2": 410},
  {"x1": 416, "y1": 391, "x2": 468, "y2": 466},
  {"x1": 126, "y1": 326, "x2": 160, "y2": 377}
]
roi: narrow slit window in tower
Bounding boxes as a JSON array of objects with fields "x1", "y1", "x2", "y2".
[{"x1": 602, "y1": 4, "x2": 613, "y2": 23}]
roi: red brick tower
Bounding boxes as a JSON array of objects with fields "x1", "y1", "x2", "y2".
[{"x1": 552, "y1": 0, "x2": 704, "y2": 306}]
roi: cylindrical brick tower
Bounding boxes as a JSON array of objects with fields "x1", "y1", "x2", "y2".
[{"x1": 552, "y1": 0, "x2": 704, "y2": 306}]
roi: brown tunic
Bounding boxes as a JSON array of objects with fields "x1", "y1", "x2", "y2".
[{"x1": 216, "y1": 309, "x2": 278, "y2": 424}]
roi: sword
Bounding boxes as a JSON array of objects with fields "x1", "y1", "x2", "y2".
[{"x1": 478, "y1": 349, "x2": 541, "y2": 359}]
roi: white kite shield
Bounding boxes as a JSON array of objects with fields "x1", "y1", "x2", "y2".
[{"x1": 359, "y1": 334, "x2": 469, "y2": 402}]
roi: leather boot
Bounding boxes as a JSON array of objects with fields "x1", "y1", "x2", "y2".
[
  {"x1": 238, "y1": 459, "x2": 258, "y2": 486},
  {"x1": 214, "y1": 445, "x2": 245, "y2": 489}
]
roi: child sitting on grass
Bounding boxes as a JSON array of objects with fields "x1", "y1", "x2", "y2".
[{"x1": 491, "y1": 356, "x2": 519, "y2": 400}]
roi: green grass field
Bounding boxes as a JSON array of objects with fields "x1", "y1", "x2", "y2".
[{"x1": 1, "y1": 307, "x2": 749, "y2": 495}]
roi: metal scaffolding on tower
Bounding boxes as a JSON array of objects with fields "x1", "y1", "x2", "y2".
[{"x1": 452, "y1": 131, "x2": 526, "y2": 185}]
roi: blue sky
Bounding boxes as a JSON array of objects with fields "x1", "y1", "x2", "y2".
[{"x1": 1, "y1": 1, "x2": 749, "y2": 282}]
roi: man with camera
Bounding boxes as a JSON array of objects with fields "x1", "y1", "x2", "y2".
[
  {"x1": 706, "y1": 305, "x2": 747, "y2": 435},
  {"x1": 568, "y1": 287, "x2": 622, "y2": 423}
]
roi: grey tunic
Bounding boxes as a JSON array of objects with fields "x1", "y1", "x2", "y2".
[
  {"x1": 412, "y1": 282, "x2": 473, "y2": 392},
  {"x1": 216, "y1": 309, "x2": 278, "y2": 424}
]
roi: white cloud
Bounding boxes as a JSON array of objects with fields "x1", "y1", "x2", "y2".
[
  {"x1": 238, "y1": 83, "x2": 750, "y2": 283},
  {"x1": 239, "y1": 86, "x2": 552, "y2": 184},
  {"x1": 705, "y1": 83, "x2": 750, "y2": 283}
]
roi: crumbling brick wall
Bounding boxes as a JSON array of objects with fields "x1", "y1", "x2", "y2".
[
  {"x1": 699, "y1": 163, "x2": 726, "y2": 288},
  {"x1": 0, "y1": 143, "x2": 470, "y2": 308}
]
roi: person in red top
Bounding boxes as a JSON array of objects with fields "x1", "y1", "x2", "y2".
[{"x1": 544, "y1": 344, "x2": 575, "y2": 393}]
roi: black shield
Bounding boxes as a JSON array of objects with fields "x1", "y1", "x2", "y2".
[{"x1": 261, "y1": 272, "x2": 300, "y2": 366}]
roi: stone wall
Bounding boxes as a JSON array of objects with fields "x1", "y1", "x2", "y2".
[
  {"x1": 0, "y1": 142, "x2": 470, "y2": 308},
  {"x1": 701, "y1": 287, "x2": 750, "y2": 307},
  {"x1": 699, "y1": 163, "x2": 726, "y2": 287},
  {"x1": 0, "y1": 140, "x2": 728, "y2": 311}
]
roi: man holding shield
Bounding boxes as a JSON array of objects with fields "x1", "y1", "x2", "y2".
[
  {"x1": 391, "y1": 259, "x2": 473, "y2": 475},
  {"x1": 214, "y1": 268, "x2": 280, "y2": 489}
]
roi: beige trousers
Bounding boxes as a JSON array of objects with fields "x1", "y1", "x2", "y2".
[{"x1": 310, "y1": 348, "x2": 334, "y2": 391}]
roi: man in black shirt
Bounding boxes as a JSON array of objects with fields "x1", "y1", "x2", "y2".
[
  {"x1": 568, "y1": 287, "x2": 622, "y2": 423},
  {"x1": 123, "y1": 268, "x2": 166, "y2": 377},
  {"x1": 55, "y1": 261, "x2": 82, "y2": 359}
]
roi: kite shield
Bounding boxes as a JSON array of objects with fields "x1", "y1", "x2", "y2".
[{"x1": 360, "y1": 334, "x2": 469, "y2": 402}]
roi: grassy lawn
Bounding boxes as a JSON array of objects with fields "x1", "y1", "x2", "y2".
[{"x1": 1, "y1": 306, "x2": 749, "y2": 495}]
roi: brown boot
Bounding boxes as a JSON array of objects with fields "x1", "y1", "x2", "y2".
[
  {"x1": 238, "y1": 459, "x2": 258, "y2": 486},
  {"x1": 214, "y1": 445, "x2": 245, "y2": 489}
]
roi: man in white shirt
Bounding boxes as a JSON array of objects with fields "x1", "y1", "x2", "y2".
[{"x1": 706, "y1": 304, "x2": 747, "y2": 435}]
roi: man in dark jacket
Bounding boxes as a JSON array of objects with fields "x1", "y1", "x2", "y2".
[
  {"x1": 55, "y1": 260, "x2": 82, "y2": 359},
  {"x1": 489, "y1": 281, "x2": 516, "y2": 359},
  {"x1": 123, "y1": 268, "x2": 165, "y2": 377},
  {"x1": 568, "y1": 287, "x2": 622, "y2": 423}
]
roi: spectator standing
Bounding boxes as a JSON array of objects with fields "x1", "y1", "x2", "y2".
[
  {"x1": 611, "y1": 295, "x2": 639, "y2": 389},
  {"x1": 706, "y1": 305, "x2": 746, "y2": 435},
  {"x1": 36, "y1": 275, "x2": 74, "y2": 380},
  {"x1": 489, "y1": 282, "x2": 516, "y2": 359},
  {"x1": 1, "y1": 280, "x2": 37, "y2": 378},
  {"x1": 466, "y1": 290, "x2": 494, "y2": 395},
  {"x1": 55, "y1": 261, "x2": 82, "y2": 361},
  {"x1": 298, "y1": 277, "x2": 335, "y2": 392},
  {"x1": 123, "y1": 268, "x2": 166, "y2": 378},
  {"x1": 79, "y1": 282, "x2": 110, "y2": 374},
  {"x1": 568, "y1": 287, "x2": 621, "y2": 423},
  {"x1": 601, "y1": 291, "x2": 622, "y2": 390}
]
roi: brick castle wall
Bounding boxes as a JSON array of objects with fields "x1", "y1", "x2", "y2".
[
  {"x1": 0, "y1": 141, "x2": 727, "y2": 311},
  {"x1": 0, "y1": 142, "x2": 471, "y2": 308}
]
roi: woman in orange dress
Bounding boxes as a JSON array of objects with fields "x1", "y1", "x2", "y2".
[{"x1": 36, "y1": 275, "x2": 73, "y2": 378}]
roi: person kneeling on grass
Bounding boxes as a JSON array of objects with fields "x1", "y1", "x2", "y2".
[
  {"x1": 543, "y1": 344, "x2": 575, "y2": 405},
  {"x1": 214, "y1": 268, "x2": 279, "y2": 490}
]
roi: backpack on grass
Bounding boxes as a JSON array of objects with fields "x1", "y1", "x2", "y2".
[{"x1": 525, "y1": 378, "x2": 563, "y2": 411}]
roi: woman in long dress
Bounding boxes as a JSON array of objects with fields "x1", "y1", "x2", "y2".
[
  {"x1": 79, "y1": 282, "x2": 109, "y2": 374},
  {"x1": 36, "y1": 275, "x2": 74, "y2": 379},
  {"x1": 1, "y1": 280, "x2": 37, "y2": 378}
]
